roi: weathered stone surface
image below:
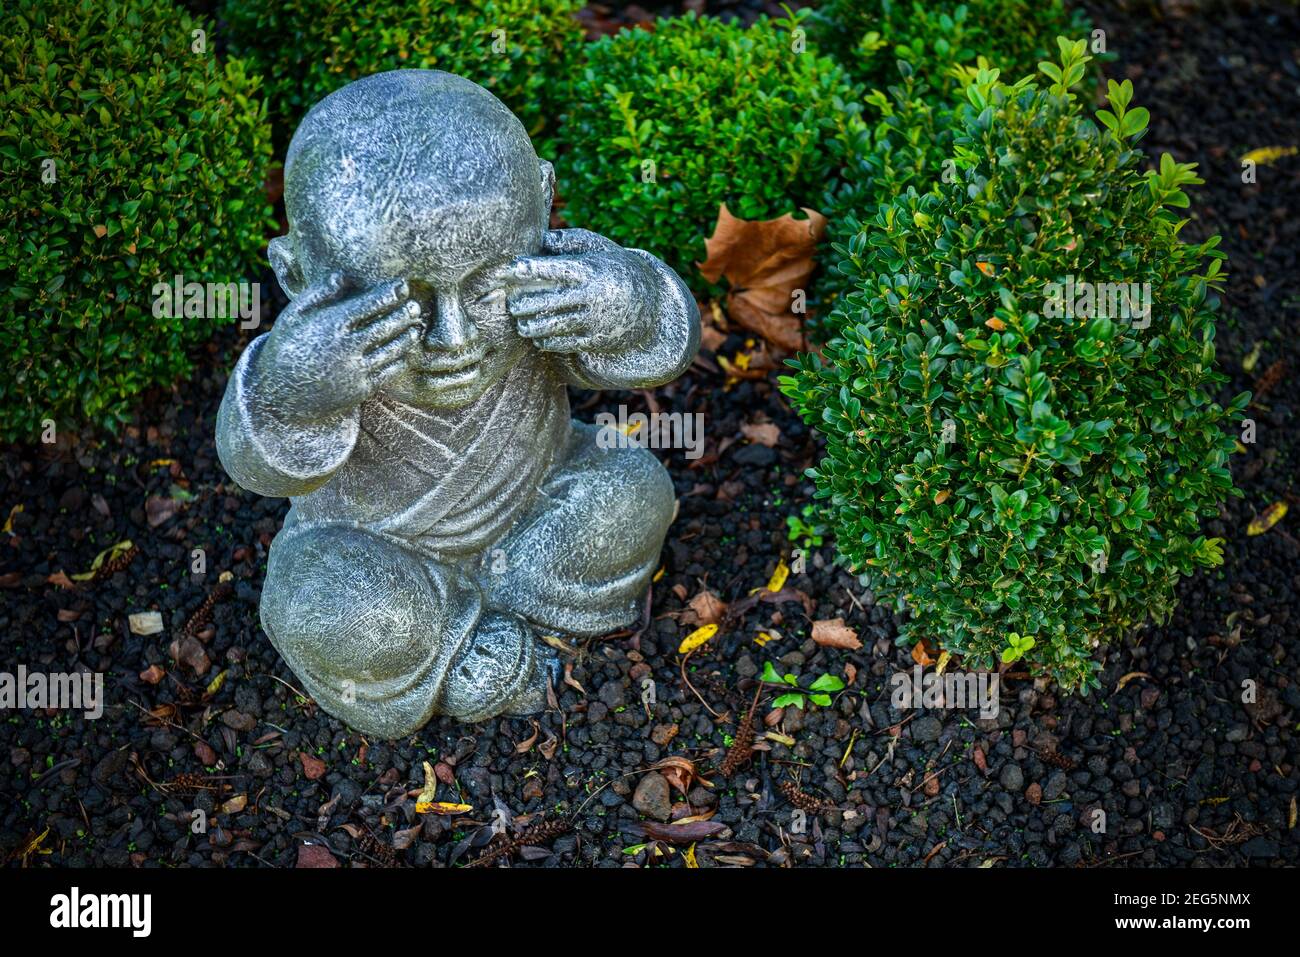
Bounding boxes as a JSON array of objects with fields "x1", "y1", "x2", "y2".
[{"x1": 216, "y1": 71, "x2": 699, "y2": 738}]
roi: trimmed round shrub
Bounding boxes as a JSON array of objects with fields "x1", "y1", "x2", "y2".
[
  {"x1": 815, "y1": 66, "x2": 960, "y2": 326},
  {"x1": 811, "y1": 1, "x2": 1095, "y2": 321},
  {"x1": 220, "y1": 0, "x2": 585, "y2": 150},
  {"x1": 780, "y1": 41, "x2": 1247, "y2": 693},
  {"x1": 809, "y1": 0, "x2": 1091, "y2": 101},
  {"x1": 0, "y1": 0, "x2": 272, "y2": 441},
  {"x1": 554, "y1": 10, "x2": 864, "y2": 295}
]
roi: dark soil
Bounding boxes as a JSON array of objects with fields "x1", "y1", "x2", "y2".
[{"x1": 2, "y1": 1, "x2": 1297, "y2": 868}]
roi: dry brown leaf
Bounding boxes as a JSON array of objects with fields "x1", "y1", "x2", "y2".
[
  {"x1": 811, "y1": 617, "x2": 862, "y2": 650},
  {"x1": 138, "y1": 664, "x2": 166, "y2": 685},
  {"x1": 514, "y1": 720, "x2": 540, "y2": 754},
  {"x1": 740, "y1": 421, "x2": 781, "y2": 448},
  {"x1": 295, "y1": 844, "x2": 338, "y2": 868},
  {"x1": 1116, "y1": 671, "x2": 1152, "y2": 691},
  {"x1": 652, "y1": 756, "x2": 706, "y2": 796},
  {"x1": 392, "y1": 824, "x2": 422, "y2": 850},
  {"x1": 299, "y1": 752, "x2": 327, "y2": 780},
  {"x1": 685, "y1": 589, "x2": 727, "y2": 626},
  {"x1": 562, "y1": 662, "x2": 585, "y2": 695},
  {"x1": 911, "y1": 639, "x2": 937, "y2": 667},
  {"x1": 699, "y1": 204, "x2": 826, "y2": 352}
]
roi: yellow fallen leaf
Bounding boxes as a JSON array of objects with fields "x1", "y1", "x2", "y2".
[
  {"x1": 935, "y1": 651, "x2": 951, "y2": 675},
  {"x1": 1241, "y1": 341, "x2": 1262, "y2": 373},
  {"x1": 679, "y1": 623, "x2": 718, "y2": 655},
  {"x1": 1289, "y1": 796, "x2": 1296, "y2": 830},
  {"x1": 71, "y1": 539, "x2": 134, "y2": 581},
  {"x1": 984, "y1": 317, "x2": 1006, "y2": 331},
  {"x1": 1240, "y1": 145, "x2": 1297, "y2": 166},
  {"x1": 653, "y1": 566, "x2": 665, "y2": 583},
  {"x1": 416, "y1": 802, "x2": 473, "y2": 815},
  {"x1": 146, "y1": 458, "x2": 177, "y2": 468},
  {"x1": 766, "y1": 559, "x2": 790, "y2": 593},
  {"x1": 754, "y1": 631, "x2": 775, "y2": 647},
  {"x1": 684, "y1": 843, "x2": 699, "y2": 868},
  {"x1": 975, "y1": 261, "x2": 995, "y2": 277},
  {"x1": 416, "y1": 760, "x2": 437, "y2": 805},
  {"x1": 764, "y1": 731, "x2": 796, "y2": 746},
  {"x1": 205, "y1": 669, "x2": 229, "y2": 696},
  {"x1": 19, "y1": 827, "x2": 53, "y2": 865},
  {"x1": 2, "y1": 504, "x2": 22, "y2": 535},
  {"x1": 221, "y1": 794, "x2": 247, "y2": 814},
  {"x1": 1247, "y1": 501, "x2": 1287, "y2": 536}
]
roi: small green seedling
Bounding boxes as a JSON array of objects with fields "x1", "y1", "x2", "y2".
[
  {"x1": 1001, "y1": 632, "x2": 1036, "y2": 664},
  {"x1": 761, "y1": 661, "x2": 845, "y2": 709},
  {"x1": 786, "y1": 504, "x2": 825, "y2": 550}
]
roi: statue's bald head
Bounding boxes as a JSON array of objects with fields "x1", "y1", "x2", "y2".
[{"x1": 274, "y1": 70, "x2": 551, "y2": 294}]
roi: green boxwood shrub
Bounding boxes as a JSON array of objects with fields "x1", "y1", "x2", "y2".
[
  {"x1": 553, "y1": 10, "x2": 864, "y2": 295},
  {"x1": 0, "y1": 0, "x2": 272, "y2": 441},
  {"x1": 815, "y1": 66, "x2": 960, "y2": 326},
  {"x1": 220, "y1": 0, "x2": 585, "y2": 150},
  {"x1": 809, "y1": 0, "x2": 1091, "y2": 102},
  {"x1": 812, "y1": 0, "x2": 1094, "y2": 321},
  {"x1": 780, "y1": 40, "x2": 1247, "y2": 693}
]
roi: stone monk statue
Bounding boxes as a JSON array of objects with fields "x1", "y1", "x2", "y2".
[{"x1": 217, "y1": 71, "x2": 699, "y2": 738}]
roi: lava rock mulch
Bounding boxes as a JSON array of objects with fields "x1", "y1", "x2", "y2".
[{"x1": 2, "y1": 1, "x2": 1297, "y2": 868}]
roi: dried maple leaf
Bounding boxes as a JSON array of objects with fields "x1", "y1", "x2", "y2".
[
  {"x1": 811, "y1": 617, "x2": 862, "y2": 650},
  {"x1": 699, "y1": 204, "x2": 826, "y2": 352}
]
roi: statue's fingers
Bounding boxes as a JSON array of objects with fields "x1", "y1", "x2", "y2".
[
  {"x1": 507, "y1": 287, "x2": 587, "y2": 317},
  {"x1": 365, "y1": 325, "x2": 420, "y2": 373},
  {"x1": 516, "y1": 307, "x2": 588, "y2": 340},
  {"x1": 282, "y1": 271, "x2": 347, "y2": 320},
  {"x1": 535, "y1": 334, "x2": 588, "y2": 354},
  {"x1": 339, "y1": 278, "x2": 411, "y2": 330},
  {"x1": 541, "y1": 228, "x2": 619, "y2": 256},
  {"x1": 359, "y1": 301, "x2": 422, "y2": 354},
  {"x1": 511, "y1": 255, "x2": 592, "y2": 286}
]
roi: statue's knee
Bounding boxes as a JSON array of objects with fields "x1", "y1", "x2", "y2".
[
  {"x1": 587, "y1": 442, "x2": 675, "y2": 545},
  {"x1": 262, "y1": 525, "x2": 441, "y2": 683}
]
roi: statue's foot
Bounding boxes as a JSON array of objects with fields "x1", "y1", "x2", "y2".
[
  {"x1": 438, "y1": 611, "x2": 560, "y2": 722},
  {"x1": 502, "y1": 638, "x2": 561, "y2": 717}
]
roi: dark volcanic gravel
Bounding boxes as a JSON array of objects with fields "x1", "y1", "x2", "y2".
[{"x1": 2, "y1": 1, "x2": 1298, "y2": 868}]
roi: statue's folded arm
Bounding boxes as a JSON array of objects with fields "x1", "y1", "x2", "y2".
[
  {"x1": 215, "y1": 334, "x2": 360, "y2": 498},
  {"x1": 557, "y1": 247, "x2": 700, "y2": 391}
]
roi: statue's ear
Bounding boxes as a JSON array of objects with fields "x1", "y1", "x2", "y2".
[
  {"x1": 538, "y1": 160, "x2": 555, "y2": 219},
  {"x1": 268, "y1": 235, "x2": 306, "y2": 300}
]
